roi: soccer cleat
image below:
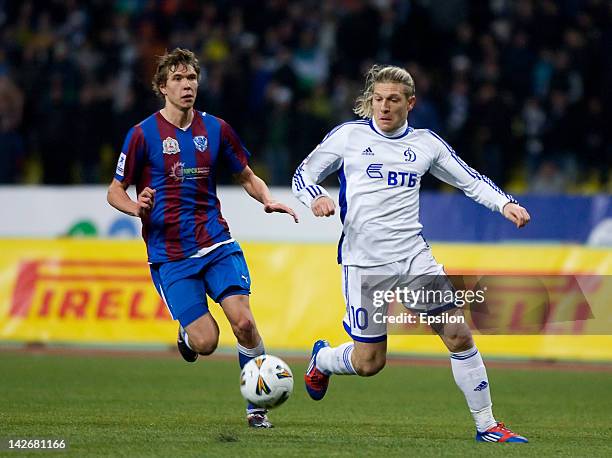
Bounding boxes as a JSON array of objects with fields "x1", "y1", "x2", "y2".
[
  {"x1": 476, "y1": 422, "x2": 528, "y2": 443},
  {"x1": 247, "y1": 411, "x2": 273, "y2": 428},
  {"x1": 304, "y1": 340, "x2": 330, "y2": 401},
  {"x1": 177, "y1": 326, "x2": 198, "y2": 363}
]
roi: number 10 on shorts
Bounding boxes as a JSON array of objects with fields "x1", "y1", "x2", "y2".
[{"x1": 349, "y1": 306, "x2": 369, "y2": 330}]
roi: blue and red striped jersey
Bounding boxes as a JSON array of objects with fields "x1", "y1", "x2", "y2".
[{"x1": 114, "y1": 110, "x2": 250, "y2": 263}]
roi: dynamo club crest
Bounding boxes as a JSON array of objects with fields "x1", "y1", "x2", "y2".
[
  {"x1": 163, "y1": 137, "x2": 180, "y2": 155},
  {"x1": 403, "y1": 147, "x2": 416, "y2": 162},
  {"x1": 193, "y1": 135, "x2": 208, "y2": 152}
]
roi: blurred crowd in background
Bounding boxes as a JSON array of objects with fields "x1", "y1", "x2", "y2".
[{"x1": 0, "y1": 0, "x2": 610, "y2": 193}]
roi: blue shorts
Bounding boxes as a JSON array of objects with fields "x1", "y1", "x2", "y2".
[{"x1": 149, "y1": 241, "x2": 251, "y2": 327}]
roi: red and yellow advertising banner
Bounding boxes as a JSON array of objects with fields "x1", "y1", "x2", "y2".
[
  {"x1": 0, "y1": 240, "x2": 610, "y2": 360},
  {"x1": 0, "y1": 241, "x2": 171, "y2": 343}
]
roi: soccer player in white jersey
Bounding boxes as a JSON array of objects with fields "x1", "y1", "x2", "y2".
[{"x1": 292, "y1": 65, "x2": 531, "y2": 443}]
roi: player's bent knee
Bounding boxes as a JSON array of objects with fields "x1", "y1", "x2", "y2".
[
  {"x1": 444, "y1": 333, "x2": 474, "y2": 353},
  {"x1": 355, "y1": 361, "x2": 385, "y2": 377},
  {"x1": 188, "y1": 334, "x2": 219, "y2": 355},
  {"x1": 198, "y1": 340, "x2": 218, "y2": 356},
  {"x1": 354, "y1": 357, "x2": 386, "y2": 377}
]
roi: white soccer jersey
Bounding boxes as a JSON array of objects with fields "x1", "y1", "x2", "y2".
[{"x1": 292, "y1": 118, "x2": 516, "y2": 267}]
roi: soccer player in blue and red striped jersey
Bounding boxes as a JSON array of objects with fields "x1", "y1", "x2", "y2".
[{"x1": 107, "y1": 48, "x2": 298, "y2": 428}]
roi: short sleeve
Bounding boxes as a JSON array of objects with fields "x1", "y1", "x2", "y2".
[
  {"x1": 219, "y1": 119, "x2": 250, "y2": 174},
  {"x1": 115, "y1": 126, "x2": 146, "y2": 185}
]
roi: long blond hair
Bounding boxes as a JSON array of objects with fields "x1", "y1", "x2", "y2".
[{"x1": 353, "y1": 65, "x2": 415, "y2": 118}]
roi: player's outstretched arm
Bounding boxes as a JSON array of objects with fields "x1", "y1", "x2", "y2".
[
  {"x1": 502, "y1": 202, "x2": 531, "y2": 228},
  {"x1": 429, "y1": 135, "x2": 528, "y2": 224},
  {"x1": 107, "y1": 178, "x2": 155, "y2": 218},
  {"x1": 236, "y1": 166, "x2": 298, "y2": 223}
]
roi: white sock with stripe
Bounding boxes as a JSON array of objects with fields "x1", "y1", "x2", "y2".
[
  {"x1": 450, "y1": 346, "x2": 497, "y2": 432},
  {"x1": 315, "y1": 342, "x2": 356, "y2": 375}
]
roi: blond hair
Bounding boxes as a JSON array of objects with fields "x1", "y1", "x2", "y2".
[
  {"x1": 152, "y1": 48, "x2": 201, "y2": 99},
  {"x1": 353, "y1": 65, "x2": 415, "y2": 118}
]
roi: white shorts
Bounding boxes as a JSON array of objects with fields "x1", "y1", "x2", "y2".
[{"x1": 341, "y1": 248, "x2": 456, "y2": 343}]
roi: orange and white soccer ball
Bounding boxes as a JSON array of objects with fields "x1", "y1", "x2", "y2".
[{"x1": 240, "y1": 355, "x2": 294, "y2": 408}]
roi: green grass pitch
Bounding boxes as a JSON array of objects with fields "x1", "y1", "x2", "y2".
[{"x1": 1, "y1": 352, "x2": 611, "y2": 457}]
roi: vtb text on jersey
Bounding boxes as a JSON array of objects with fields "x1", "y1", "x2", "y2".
[{"x1": 292, "y1": 119, "x2": 516, "y2": 267}]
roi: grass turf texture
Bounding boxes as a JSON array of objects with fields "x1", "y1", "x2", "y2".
[{"x1": 1, "y1": 353, "x2": 611, "y2": 457}]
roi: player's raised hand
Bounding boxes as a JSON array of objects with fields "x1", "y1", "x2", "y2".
[
  {"x1": 503, "y1": 202, "x2": 530, "y2": 228},
  {"x1": 264, "y1": 201, "x2": 299, "y2": 223},
  {"x1": 312, "y1": 196, "x2": 335, "y2": 217},
  {"x1": 137, "y1": 187, "x2": 156, "y2": 217}
]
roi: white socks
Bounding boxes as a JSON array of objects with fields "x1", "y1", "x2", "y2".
[
  {"x1": 312, "y1": 341, "x2": 496, "y2": 432},
  {"x1": 450, "y1": 347, "x2": 497, "y2": 432},
  {"x1": 316, "y1": 342, "x2": 357, "y2": 375}
]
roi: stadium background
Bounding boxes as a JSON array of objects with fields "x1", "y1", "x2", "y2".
[
  {"x1": 0, "y1": 1, "x2": 611, "y2": 455},
  {"x1": 0, "y1": 0, "x2": 610, "y2": 358}
]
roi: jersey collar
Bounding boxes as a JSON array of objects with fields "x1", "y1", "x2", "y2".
[
  {"x1": 158, "y1": 108, "x2": 197, "y2": 131},
  {"x1": 369, "y1": 118, "x2": 412, "y2": 139}
]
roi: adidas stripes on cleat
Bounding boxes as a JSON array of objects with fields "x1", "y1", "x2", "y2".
[
  {"x1": 304, "y1": 340, "x2": 331, "y2": 401},
  {"x1": 476, "y1": 422, "x2": 528, "y2": 443}
]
